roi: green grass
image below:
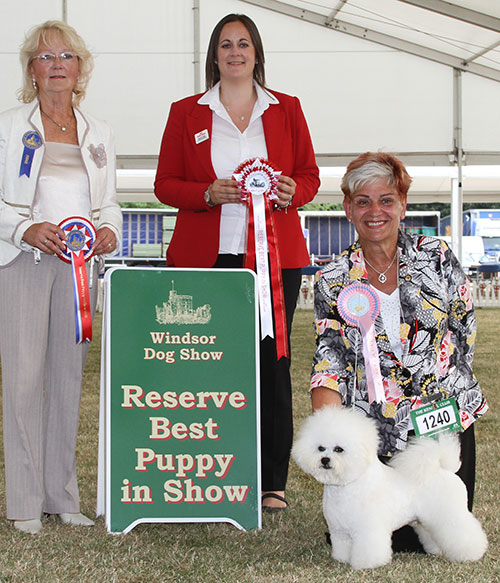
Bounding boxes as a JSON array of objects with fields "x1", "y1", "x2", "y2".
[{"x1": 0, "y1": 309, "x2": 498, "y2": 582}]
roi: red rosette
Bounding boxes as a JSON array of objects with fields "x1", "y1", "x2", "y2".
[{"x1": 232, "y1": 157, "x2": 281, "y2": 205}]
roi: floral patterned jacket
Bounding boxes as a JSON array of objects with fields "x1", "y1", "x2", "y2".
[{"x1": 311, "y1": 230, "x2": 488, "y2": 456}]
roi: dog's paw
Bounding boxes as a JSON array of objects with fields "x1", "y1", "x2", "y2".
[
  {"x1": 413, "y1": 523, "x2": 442, "y2": 556},
  {"x1": 350, "y1": 554, "x2": 392, "y2": 570}
]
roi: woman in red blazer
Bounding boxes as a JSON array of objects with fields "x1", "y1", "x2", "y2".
[{"x1": 155, "y1": 13, "x2": 319, "y2": 511}]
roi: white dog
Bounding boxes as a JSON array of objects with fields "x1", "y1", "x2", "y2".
[{"x1": 292, "y1": 406, "x2": 488, "y2": 570}]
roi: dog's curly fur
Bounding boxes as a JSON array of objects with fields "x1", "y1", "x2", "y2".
[{"x1": 292, "y1": 406, "x2": 488, "y2": 570}]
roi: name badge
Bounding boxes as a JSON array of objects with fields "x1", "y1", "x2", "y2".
[
  {"x1": 410, "y1": 397, "x2": 461, "y2": 438},
  {"x1": 194, "y1": 129, "x2": 209, "y2": 144}
]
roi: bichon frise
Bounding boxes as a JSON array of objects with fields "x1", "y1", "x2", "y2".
[{"x1": 292, "y1": 406, "x2": 487, "y2": 570}]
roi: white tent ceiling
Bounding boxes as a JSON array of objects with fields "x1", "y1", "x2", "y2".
[
  {"x1": 1, "y1": 0, "x2": 499, "y2": 223},
  {"x1": 115, "y1": 0, "x2": 500, "y2": 211},
  {"x1": 241, "y1": 0, "x2": 500, "y2": 84}
]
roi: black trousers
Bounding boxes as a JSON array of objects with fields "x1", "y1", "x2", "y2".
[
  {"x1": 386, "y1": 424, "x2": 476, "y2": 553},
  {"x1": 213, "y1": 254, "x2": 302, "y2": 491}
]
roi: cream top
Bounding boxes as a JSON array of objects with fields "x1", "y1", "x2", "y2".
[{"x1": 32, "y1": 141, "x2": 91, "y2": 226}]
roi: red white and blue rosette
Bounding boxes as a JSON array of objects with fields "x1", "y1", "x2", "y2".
[
  {"x1": 58, "y1": 216, "x2": 97, "y2": 344},
  {"x1": 233, "y1": 158, "x2": 288, "y2": 359},
  {"x1": 337, "y1": 283, "x2": 386, "y2": 404}
]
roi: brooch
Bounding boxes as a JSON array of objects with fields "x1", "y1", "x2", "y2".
[{"x1": 88, "y1": 143, "x2": 107, "y2": 168}]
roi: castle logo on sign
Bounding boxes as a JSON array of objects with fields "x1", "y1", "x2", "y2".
[{"x1": 155, "y1": 280, "x2": 211, "y2": 325}]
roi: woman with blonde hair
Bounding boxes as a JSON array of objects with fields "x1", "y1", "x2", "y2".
[{"x1": 0, "y1": 20, "x2": 122, "y2": 533}]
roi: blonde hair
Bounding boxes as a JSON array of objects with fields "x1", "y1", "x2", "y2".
[{"x1": 18, "y1": 20, "x2": 93, "y2": 106}]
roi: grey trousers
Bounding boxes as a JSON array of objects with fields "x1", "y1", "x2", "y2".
[{"x1": 0, "y1": 252, "x2": 97, "y2": 520}]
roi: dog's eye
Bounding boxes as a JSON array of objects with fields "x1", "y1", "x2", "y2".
[
  {"x1": 318, "y1": 446, "x2": 326, "y2": 452},
  {"x1": 333, "y1": 446, "x2": 344, "y2": 453}
]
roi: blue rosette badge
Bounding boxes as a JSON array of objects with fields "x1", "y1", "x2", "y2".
[{"x1": 19, "y1": 131, "x2": 43, "y2": 178}]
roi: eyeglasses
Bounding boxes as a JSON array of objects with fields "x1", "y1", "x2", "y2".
[{"x1": 32, "y1": 52, "x2": 78, "y2": 64}]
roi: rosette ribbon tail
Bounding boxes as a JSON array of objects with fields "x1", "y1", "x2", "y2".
[
  {"x1": 358, "y1": 315, "x2": 385, "y2": 404},
  {"x1": 264, "y1": 196, "x2": 289, "y2": 360},
  {"x1": 244, "y1": 194, "x2": 289, "y2": 360},
  {"x1": 70, "y1": 250, "x2": 93, "y2": 343}
]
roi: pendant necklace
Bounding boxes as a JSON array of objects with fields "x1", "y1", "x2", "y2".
[
  {"x1": 41, "y1": 109, "x2": 72, "y2": 132},
  {"x1": 364, "y1": 249, "x2": 398, "y2": 283},
  {"x1": 223, "y1": 104, "x2": 245, "y2": 121}
]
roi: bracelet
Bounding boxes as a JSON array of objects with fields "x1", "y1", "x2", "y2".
[{"x1": 276, "y1": 198, "x2": 292, "y2": 211}]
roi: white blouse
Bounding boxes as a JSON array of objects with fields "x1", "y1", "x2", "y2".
[
  {"x1": 373, "y1": 286, "x2": 403, "y2": 360},
  {"x1": 198, "y1": 82, "x2": 279, "y2": 255}
]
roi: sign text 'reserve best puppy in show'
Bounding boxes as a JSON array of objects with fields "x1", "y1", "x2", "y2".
[{"x1": 103, "y1": 268, "x2": 260, "y2": 533}]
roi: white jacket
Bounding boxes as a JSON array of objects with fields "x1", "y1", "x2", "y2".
[{"x1": 0, "y1": 102, "x2": 122, "y2": 266}]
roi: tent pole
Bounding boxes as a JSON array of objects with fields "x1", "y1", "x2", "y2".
[
  {"x1": 451, "y1": 68, "x2": 463, "y2": 261},
  {"x1": 193, "y1": 0, "x2": 201, "y2": 94}
]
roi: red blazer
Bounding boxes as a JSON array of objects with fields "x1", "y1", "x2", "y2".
[{"x1": 154, "y1": 89, "x2": 320, "y2": 268}]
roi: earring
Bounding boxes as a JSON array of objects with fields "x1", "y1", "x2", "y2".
[{"x1": 32, "y1": 78, "x2": 37, "y2": 89}]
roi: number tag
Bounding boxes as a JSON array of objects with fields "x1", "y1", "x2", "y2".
[{"x1": 410, "y1": 397, "x2": 461, "y2": 438}]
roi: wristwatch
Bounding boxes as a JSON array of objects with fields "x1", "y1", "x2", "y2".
[{"x1": 204, "y1": 187, "x2": 215, "y2": 207}]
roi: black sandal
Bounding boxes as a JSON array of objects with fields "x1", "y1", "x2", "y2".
[{"x1": 261, "y1": 492, "x2": 289, "y2": 513}]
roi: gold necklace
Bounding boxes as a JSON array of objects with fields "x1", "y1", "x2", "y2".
[
  {"x1": 222, "y1": 103, "x2": 246, "y2": 121},
  {"x1": 364, "y1": 249, "x2": 398, "y2": 283}
]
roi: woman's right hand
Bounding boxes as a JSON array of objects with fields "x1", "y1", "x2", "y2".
[
  {"x1": 206, "y1": 179, "x2": 242, "y2": 205},
  {"x1": 22, "y1": 222, "x2": 67, "y2": 256}
]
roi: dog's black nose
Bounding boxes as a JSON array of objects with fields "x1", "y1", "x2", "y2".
[{"x1": 321, "y1": 457, "x2": 331, "y2": 468}]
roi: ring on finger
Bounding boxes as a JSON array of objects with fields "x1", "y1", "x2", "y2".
[{"x1": 42, "y1": 238, "x2": 48, "y2": 245}]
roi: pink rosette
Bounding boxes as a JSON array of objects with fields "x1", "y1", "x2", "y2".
[{"x1": 337, "y1": 283, "x2": 386, "y2": 404}]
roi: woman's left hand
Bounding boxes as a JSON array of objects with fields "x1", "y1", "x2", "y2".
[
  {"x1": 93, "y1": 226, "x2": 117, "y2": 255},
  {"x1": 276, "y1": 175, "x2": 296, "y2": 208}
]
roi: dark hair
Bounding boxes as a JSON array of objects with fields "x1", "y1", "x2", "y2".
[
  {"x1": 341, "y1": 152, "x2": 412, "y2": 202},
  {"x1": 205, "y1": 14, "x2": 266, "y2": 90}
]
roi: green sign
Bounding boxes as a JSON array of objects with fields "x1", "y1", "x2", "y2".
[{"x1": 102, "y1": 267, "x2": 260, "y2": 533}]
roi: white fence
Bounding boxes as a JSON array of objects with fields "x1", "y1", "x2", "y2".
[
  {"x1": 297, "y1": 274, "x2": 500, "y2": 310},
  {"x1": 471, "y1": 278, "x2": 500, "y2": 308}
]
